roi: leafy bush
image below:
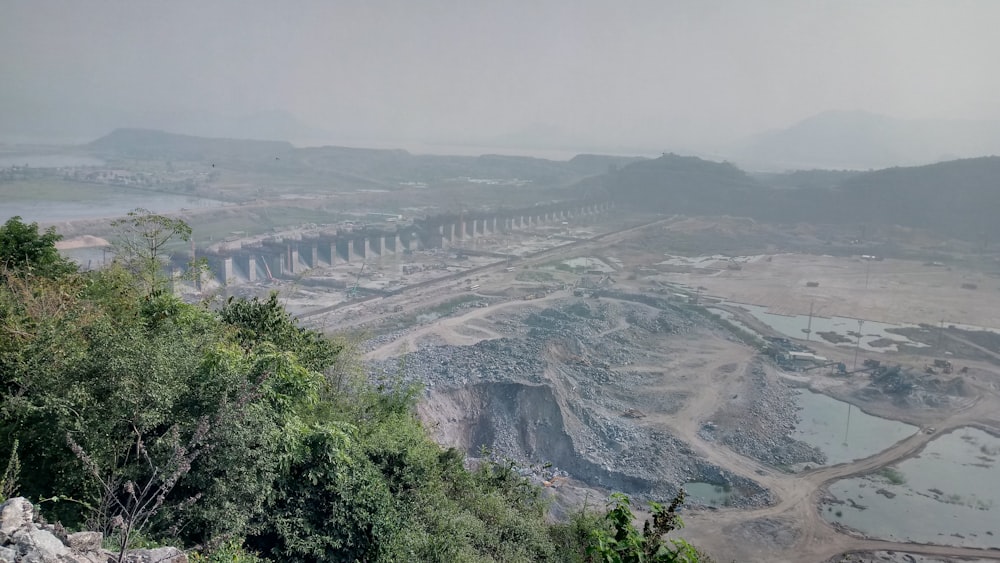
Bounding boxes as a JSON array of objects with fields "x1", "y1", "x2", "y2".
[
  {"x1": 0, "y1": 219, "x2": 704, "y2": 561},
  {"x1": 586, "y1": 492, "x2": 703, "y2": 563},
  {"x1": 877, "y1": 467, "x2": 907, "y2": 485}
]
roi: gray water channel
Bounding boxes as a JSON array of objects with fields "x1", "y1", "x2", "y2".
[
  {"x1": 705, "y1": 307, "x2": 761, "y2": 340},
  {"x1": 0, "y1": 154, "x2": 105, "y2": 168},
  {"x1": 4, "y1": 192, "x2": 227, "y2": 223},
  {"x1": 822, "y1": 427, "x2": 1000, "y2": 548},
  {"x1": 732, "y1": 303, "x2": 929, "y2": 352},
  {"x1": 684, "y1": 481, "x2": 736, "y2": 507},
  {"x1": 791, "y1": 390, "x2": 917, "y2": 468}
]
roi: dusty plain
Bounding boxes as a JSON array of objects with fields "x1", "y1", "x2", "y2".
[{"x1": 57, "y1": 202, "x2": 1000, "y2": 563}]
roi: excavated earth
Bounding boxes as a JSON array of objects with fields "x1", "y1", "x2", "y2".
[
  {"x1": 360, "y1": 285, "x2": 1000, "y2": 561},
  {"x1": 364, "y1": 296, "x2": 827, "y2": 509}
]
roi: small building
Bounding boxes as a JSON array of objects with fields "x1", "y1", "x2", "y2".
[{"x1": 784, "y1": 351, "x2": 828, "y2": 366}]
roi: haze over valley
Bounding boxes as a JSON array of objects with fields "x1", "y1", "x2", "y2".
[{"x1": 3, "y1": 2, "x2": 1000, "y2": 562}]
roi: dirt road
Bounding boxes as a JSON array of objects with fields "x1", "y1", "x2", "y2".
[
  {"x1": 678, "y1": 369, "x2": 1000, "y2": 563},
  {"x1": 344, "y1": 218, "x2": 1000, "y2": 562},
  {"x1": 306, "y1": 215, "x2": 676, "y2": 333}
]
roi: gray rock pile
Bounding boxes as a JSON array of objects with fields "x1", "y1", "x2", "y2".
[
  {"x1": 703, "y1": 365, "x2": 825, "y2": 467},
  {"x1": 372, "y1": 297, "x2": 774, "y2": 508},
  {"x1": 0, "y1": 498, "x2": 186, "y2": 563}
]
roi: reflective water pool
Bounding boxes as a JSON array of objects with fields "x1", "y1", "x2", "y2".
[{"x1": 823, "y1": 427, "x2": 1000, "y2": 548}]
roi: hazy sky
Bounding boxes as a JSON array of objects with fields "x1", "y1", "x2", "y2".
[{"x1": 3, "y1": 0, "x2": 1000, "y2": 150}]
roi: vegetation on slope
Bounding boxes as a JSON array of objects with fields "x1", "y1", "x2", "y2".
[
  {"x1": 599, "y1": 153, "x2": 1000, "y2": 242},
  {"x1": 604, "y1": 153, "x2": 766, "y2": 216},
  {"x1": 87, "y1": 128, "x2": 644, "y2": 191},
  {"x1": 835, "y1": 156, "x2": 1000, "y2": 242},
  {"x1": 0, "y1": 215, "x2": 702, "y2": 562}
]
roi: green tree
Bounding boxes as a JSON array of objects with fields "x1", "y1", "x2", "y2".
[
  {"x1": 110, "y1": 208, "x2": 192, "y2": 294},
  {"x1": 0, "y1": 250, "x2": 708, "y2": 562},
  {"x1": 0, "y1": 216, "x2": 75, "y2": 277},
  {"x1": 586, "y1": 492, "x2": 702, "y2": 563}
]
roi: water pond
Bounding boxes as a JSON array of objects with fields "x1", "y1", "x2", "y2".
[
  {"x1": 561, "y1": 257, "x2": 615, "y2": 273},
  {"x1": 658, "y1": 254, "x2": 768, "y2": 268},
  {"x1": 684, "y1": 481, "x2": 736, "y2": 507},
  {"x1": 705, "y1": 307, "x2": 761, "y2": 338},
  {"x1": 731, "y1": 303, "x2": 928, "y2": 352},
  {"x1": 823, "y1": 427, "x2": 1000, "y2": 548},
  {"x1": 0, "y1": 154, "x2": 105, "y2": 168},
  {"x1": 791, "y1": 390, "x2": 917, "y2": 467},
  {"x1": 4, "y1": 192, "x2": 227, "y2": 223}
]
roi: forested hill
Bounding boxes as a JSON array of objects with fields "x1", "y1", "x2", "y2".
[
  {"x1": 836, "y1": 156, "x2": 1000, "y2": 237},
  {"x1": 89, "y1": 128, "x2": 296, "y2": 160},
  {"x1": 597, "y1": 153, "x2": 1000, "y2": 240},
  {"x1": 87, "y1": 129, "x2": 645, "y2": 189},
  {"x1": 729, "y1": 110, "x2": 1000, "y2": 170},
  {"x1": 602, "y1": 153, "x2": 768, "y2": 215}
]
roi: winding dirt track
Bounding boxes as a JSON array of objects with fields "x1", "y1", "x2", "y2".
[
  {"x1": 368, "y1": 287, "x2": 1000, "y2": 561},
  {"x1": 678, "y1": 373, "x2": 1000, "y2": 563},
  {"x1": 333, "y1": 216, "x2": 1000, "y2": 562}
]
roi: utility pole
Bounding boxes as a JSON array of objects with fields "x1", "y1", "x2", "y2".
[
  {"x1": 844, "y1": 317, "x2": 864, "y2": 447},
  {"x1": 852, "y1": 319, "x2": 865, "y2": 371},
  {"x1": 844, "y1": 401, "x2": 853, "y2": 446},
  {"x1": 805, "y1": 301, "x2": 814, "y2": 341}
]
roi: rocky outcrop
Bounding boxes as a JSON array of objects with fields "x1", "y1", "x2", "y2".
[{"x1": 0, "y1": 498, "x2": 186, "y2": 563}]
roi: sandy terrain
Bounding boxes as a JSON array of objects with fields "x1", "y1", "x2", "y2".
[
  {"x1": 55, "y1": 235, "x2": 110, "y2": 249},
  {"x1": 657, "y1": 253, "x2": 1000, "y2": 329},
  {"x1": 341, "y1": 216, "x2": 1000, "y2": 563}
]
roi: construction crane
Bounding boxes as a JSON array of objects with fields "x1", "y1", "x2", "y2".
[
  {"x1": 348, "y1": 262, "x2": 366, "y2": 298},
  {"x1": 259, "y1": 255, "x2": 274, "y2": 281}
]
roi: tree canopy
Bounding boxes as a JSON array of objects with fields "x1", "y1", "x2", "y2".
[
  {"x1": 0, "y1": 216, "x2": 703, "y2": 562},
  {"x1": 0, "y1": 215, "x2": 75, "y2": 277}
]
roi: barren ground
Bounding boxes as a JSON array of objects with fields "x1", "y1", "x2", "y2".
[{"x1": 343, "y1": 215, "x2": 1000, "y2": 562}]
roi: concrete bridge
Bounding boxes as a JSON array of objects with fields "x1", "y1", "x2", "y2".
[
  {"x1": 415, "y1": 200, "x2": 612, "y2": 249},
  {"x1": 198, "y1": 199, "x2": 612, "y2": 286}
]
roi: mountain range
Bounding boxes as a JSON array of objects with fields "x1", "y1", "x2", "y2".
[{"x1": 726, "y1": 110, "x2": 1000, "y2": 170}]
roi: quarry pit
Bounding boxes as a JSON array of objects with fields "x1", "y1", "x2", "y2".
[{"x1": 312, "y1": 214, "x2": 1000, "y2": 563}]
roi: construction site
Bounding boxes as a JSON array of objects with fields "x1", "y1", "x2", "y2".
[{"x1": 187, "y1": 206, "x2": 1000, "y2": 563}]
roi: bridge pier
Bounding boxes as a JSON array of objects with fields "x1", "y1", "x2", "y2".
[
  {"x1": 300, "y1": 243, "x2": 318, "y2": 269},
  {"x1": 351, "y1": 238, "x2": 365, "y2": 261},
  {"x1": 336, "y1": 239, "x2": 351, "y2": 263},
  {"x1": 232, "y1": 254, "x2": 256, "y2": 282},
  {"x1": 262, "y1": 252, "x2": 284, "y2": 278},
  {"x1": 383, "y1": 233, "x2": 399, "y2": 255},
  {"x1": 287, "y1": 245, "x2": 300, "y2": 275},
  {"x1": 402, "y1": 230, "x2": 419, "y2": 251},
  {"x1": 366, "y1": 235, "x2": 381, "y2": 259},
  {"x1": 317, "y1": 241, "x2": 334, "y2": 266}
]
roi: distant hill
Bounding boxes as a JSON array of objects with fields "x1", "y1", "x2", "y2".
[
  {"x1": 172, "y1": 110, "x2": 333, "y2": 144},
  {"x1": 85, "y1": 128, "x2": 646, "y2": 191},
  {"x1": 89, "y1": 128, "x2": 294, "y2": 161},
  {"x1": 566, "y1": 154, "x2": 647, "y2": 176},
  {"x1": 601, "y1": 153, "x2": 768, "y2": 215},
  {"x1": 730, "y1": 111, "x2": 1000, "y2": 170},
  {"x1": 835, "y1": 156, "x2": 1000, "y2": 240},
  {"x1": 753, "y1": 169, "x2": 862, "y2": 191},
  {"x1": 593, "y1": 152, "x2": 1000, "y2": 241}
]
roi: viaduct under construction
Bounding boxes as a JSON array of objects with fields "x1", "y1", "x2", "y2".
[{"x1": 196, "y1": 199, "x2": 613, "y2": 286}]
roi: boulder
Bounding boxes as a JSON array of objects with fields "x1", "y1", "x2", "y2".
[
  {"x1": 10, "y1": 526, "x2": 72, "y2": 561},
  {"x1": 0, "y1": 497, "x2": 188, "y2": 563},
  {"x1": 0, "y1": 498, "x2": 32, "y2": 541},
  {"x1": 66, "y1": 532, "x2": 103, "y2": 553},
  {"x1": 121, "y1": 547, "x2": 187, "y2": 563}
]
